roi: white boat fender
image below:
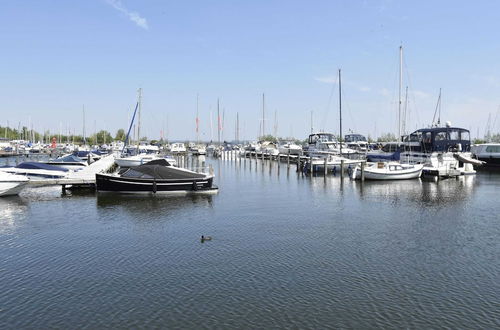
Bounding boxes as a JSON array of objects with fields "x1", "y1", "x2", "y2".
[{"x1": 453, "y1": 153, "x2": 486, "y2": 166}]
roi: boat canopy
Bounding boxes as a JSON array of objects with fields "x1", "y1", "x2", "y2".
[
  {"x1": 120, "y1": 159, "x2": 206, "y2": 180},
  {"x1": 16, "y1": 162, "x2": 69, "y2": 171},
  {"x1": 308, "y1": 133, "x2": 336, "y2": 144},
  {"x1": 52, "y1": 154, "x2": 84, "y2": 163},
  {"x1": 405, "y1": 127, "x2": 471, "y2": 152},
  {"x1": 345, "y1": 134, "x2": 367, "y2": 142}
]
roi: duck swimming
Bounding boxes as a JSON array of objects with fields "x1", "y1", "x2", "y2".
[{"x1": 201, "y1": 235, "x2": 212, "y2": 242}]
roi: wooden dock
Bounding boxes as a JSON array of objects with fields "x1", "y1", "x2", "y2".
[{"x1": 28, "y1": 154, "x2": 116, "y2": 189}]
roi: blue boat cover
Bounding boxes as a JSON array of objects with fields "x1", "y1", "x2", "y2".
[
  {"x1": 16, "y1": 162, "x2": 69, "y2": 172},
  {"x1": 52, "y1": 155, "x2": 84, "y2": 163}
]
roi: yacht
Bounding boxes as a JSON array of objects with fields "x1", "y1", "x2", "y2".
[
  {"x1": 279, "y1": 142, "x2": 302, "y2": 155},
  {"x1": 306, "y1": 132, "x2": 357, "y2": 158},
  {"x1": 171, "y1": 143, "x2": 187, "y2": 154},
  {"x1": 0, "y1": 171, "x2": 29, "y2": 196},
  {"x1": 0, "y1": 162, "x2": 69, "y2": 179},
  {"x1": 471, "y1": 143, "x2": 500, "y2": 168},
  {"x1": 351, "y1": 162, "x2": 424, "y2": 180},
  {"x1": 401, "y1": 122, "x2": 483, "y2": 176}
]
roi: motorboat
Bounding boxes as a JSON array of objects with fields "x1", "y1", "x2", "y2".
[
  {"x1": 0, "y1": 162, "x2": 69, "y2": 179},
  {"x1": 471, "y1": 143, "x2": 500, "y2": 168},
  {"x1": 345, "y1": 133, "x2": 369, "y2": 152},
  {"x1": 96, "y1": 159, "x2": 217, "y2": 194},
  {"x1": 305, "y1": 154, "x2": 361, "y2": 173},
  {"x1": 115, "y1": 154, "x2": 162, "y2": 168},
  {"x1": 366, "y1": 142, "x2": 403, "y2": 162},
  {"x1": 306, "y1": 132, "x2": 357, "y2": 158},
  {"x1": 279, "y1": 142, "x2": 302, "y2": 155},
  {"x1": 351, "y1": 162, "x2": 424, "y2": 180},
  {"x1": 260, "y1": 141, "x2": 279, "y2": 157},
  {"x1": 43, "y1": 154, "x2": 88, "y2": 170},
  {"x1": 400, "y1": 123, "x2": 482, "y2": 176},
  {"x1": 0, "y1": 171, "x2": 29, "y2": 196},
  {"x1": 191, "y1": 144, "x2": 207, "y2": 156},
  {"x1": 171, "y1": 143, "x2": 187, "y2": 154}
]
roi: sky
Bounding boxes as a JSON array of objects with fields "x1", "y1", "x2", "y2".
[{"x1": 1, "y1": 0, "x2": 500, "y2": 141}]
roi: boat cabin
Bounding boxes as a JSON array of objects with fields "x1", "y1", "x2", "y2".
[
  {"x1": 404, "y1": 127, "x2": 471, "y2": 152},
  {"x1": 345, "y1": 134, "x2": 367, "y2": 143},
  {"x1": 308, "y1": 132, "x2": 336, "y2": 145}
]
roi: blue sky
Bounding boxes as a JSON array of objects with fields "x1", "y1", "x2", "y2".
[{"x1": 1, "y1": 0, "x2": 499, "y2": 141}]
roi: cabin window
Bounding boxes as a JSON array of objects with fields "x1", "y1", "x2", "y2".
[
  {"x1": 460, "y1": 131, "x2": 470, "y2": 141},
  {"x1": 435, "y1": 132, "x2": 447, "y2": 141},
  {"x1": 409, "y1": 132, "x2": 422, "y2": 142},
  {"x1": 449, "y1": 130, "x2": 460, "y2": 140},
  {"x1": 485, "y1": 145, "x2": 500, "y2": 153}
]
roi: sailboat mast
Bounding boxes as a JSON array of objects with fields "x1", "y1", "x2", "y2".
[
  {"x1": 339, "y1": 69, "x2": 343, "y2": 156},
  {"x1": 236, "y1": 112, "x2": 239, "y2": 142},
  {"x1": 310, "y1": 110, "x2": 313, "y2": 134},
  {"x1": 217, "y1": 99, "x2": 221, "y2": 145},
  {"x1": 83, "y1": 105, "x2": 86, "y2": 146},
  {"x1": 137, "y1": 88, "x2": 142, "y2": 151},
  {"x1": 196, "y1": 93, "x2": 199, "y2": 143},
  {"x1": 262, "y1": 93, "x2": 265, "y2": 137},
  {"x1": 398, "y1": 45, "x2": 403, "y2": 141}
]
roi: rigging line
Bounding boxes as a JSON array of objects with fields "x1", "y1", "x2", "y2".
[
  {"x1": 402, "y1": 55, "x2": 421, "y2": 128},
  {"x1": 323, "y1": 74, "x2": 339, "y2": 132},
  {"x1": 340, "y1": 87, "x2": 357, "y2": 134}
]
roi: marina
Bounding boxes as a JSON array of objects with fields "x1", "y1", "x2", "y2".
[{"x1": 2, "y1": 1, "x2": 500, "y2": 328}]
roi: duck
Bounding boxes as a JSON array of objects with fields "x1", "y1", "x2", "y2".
[{"x1": 201, "y1": 235, "x2": 212, "y2": 242}]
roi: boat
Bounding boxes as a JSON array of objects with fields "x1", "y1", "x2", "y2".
[
  {"x1": 0, "y1": 171, "x2": 29, "y2": 196},
  {"x1": 351, "y1": 162, "x2": 424, "y2": 180},
  {"x1": 400, "y1": 123, "x2": 481, "y2": 176},
  {"x1": 43, "y1": 154, "x2": 88, "y2": 170},
  {"x1": 171, "y1": 143, "x2": 187, "y2": 154},
  {"x1": 0, "y1": 162, "x2": 69, "y2": 179},
  {"x1": 344, "y1": 133, "x2": 369, "y2": 152},
  {"x1": 115, "y1": 154, "x2": 162, "y2": 168},
  {"x1": 96, "y1": 159, "x2": 218, "y2": 194},
  {"x1": 305, "y1": 154, "x2": 360, "y2": 173},
  {"x1": 471, "y1": 143, "x2": 500, "y2": 168},
  {"x1": 366, "y1": 142, "x2": 403, "y2": 162},
  {"x1": 279, "y1": 142, "x2": 302, "y2": 155}
]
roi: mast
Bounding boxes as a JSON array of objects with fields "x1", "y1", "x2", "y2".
[
  {"x1": 236, "y1": 112, "x2": 239, "y2": 142},
  {"x1": 217, "y1": 98, "x2": 221, "y2": 145},
  {"x1": 398, "y1": 45, "x2": 403, "y2": 141},
  {"x1": 402, "y1": 86, "x2": 408, "y2": 136},
  {"x1": 310, "y1": 110, "x2": 313, "y2": 134},
  {"x1": 196, "y1": 93, "x2": 199, "y2": 143},
  {"x1": 83, "y1": 105, "x2": 86, "y2": 146},
  {"x1": 137, "y1": 88, "x2": 142, "y2": 151},
  {"x1": 262, "y1": 93, "x2": 265, "y2": 137},
  {"x1": 339, "y1": 69, "x2": 342, "y2": 156}
]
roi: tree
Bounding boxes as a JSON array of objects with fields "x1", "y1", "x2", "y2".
[
  {"x1": 115, "y1": 129, "x2": 126, "y2": 141},
  {"x1": 377, "y1": 133, "x2": 397, "y2": 142},
  {"x1": 259, "y1": 134, "x2": 278, "y2": 143}
]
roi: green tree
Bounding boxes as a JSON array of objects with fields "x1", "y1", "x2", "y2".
[
  {"x1": 377, "y1": 133, "x2": 397, "y2": 142},
  {"x1": 115, "y1": 129, "x2": 126, "y2": 141},
  {"x1": 259, "y1": 134, "x2": 278, "y2": 143}
]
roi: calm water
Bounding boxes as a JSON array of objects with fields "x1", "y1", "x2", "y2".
[{"x1": 0, "y1": 156, "x2": 499, "y2": 329}]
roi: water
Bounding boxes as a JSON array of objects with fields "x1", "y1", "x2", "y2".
[{"x1": 0, "y1": 157, "x2": 499, "y2": 329}]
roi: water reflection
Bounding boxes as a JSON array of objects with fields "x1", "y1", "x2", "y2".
[
  {"x1": 0, "y1": 196, "x2": 29, "y2": 233},
  {"x1": 353, "y1": 175, "x2": 476, "y2": 206},
  {"x1": 96, "y1": 193, "x2": 214, "y2": 218}
]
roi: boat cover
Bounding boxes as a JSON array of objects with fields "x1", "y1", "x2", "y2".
[
  {"x1": 16, "y1": 162, "x2": 69, "y2": 171},
  {"x1": 121, "y1": 159, "x2": 205, "y2": 180},
  {"x1": 52, "y1": 154, "x2": 84, "y2": 163}
]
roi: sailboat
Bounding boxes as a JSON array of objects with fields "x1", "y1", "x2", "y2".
[{"x1": 352, "y1": 46, "x2": 423, "y2": 180}]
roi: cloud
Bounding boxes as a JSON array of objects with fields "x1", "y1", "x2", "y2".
[
  {"x1": 105, "y1": 0, "x2": 149, "y2": 30},
  {"x1": 412, "y1": 90, "x2": 431, "y2": 99},
  {"x1": 314, "y1": 76, "x2": 337, "y2": 84}
]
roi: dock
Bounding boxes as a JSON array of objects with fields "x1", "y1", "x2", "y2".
[{"x1": 28, "y1": 154, "x2": 116, "y2": 189}]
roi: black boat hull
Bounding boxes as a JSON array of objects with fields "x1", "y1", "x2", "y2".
[{"x1": 96, "y1": 173, "x2": 217, "y2": 194}]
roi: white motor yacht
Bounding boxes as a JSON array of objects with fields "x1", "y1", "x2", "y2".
[{"x1": 0, "y1": 171, "x2": 29, "y2": 196}]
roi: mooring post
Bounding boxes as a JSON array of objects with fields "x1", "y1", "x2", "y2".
[
  {"x1": 340, "y1": 159, "x2": 345, "y2": 179},
  {"x1": 309, "y1": 155, "x2": 313, "y2": 174},
  {"x1": 361, "y1": 161, "x2": 365, "y2": 181},
  {"x1": 287, "y1": 152, "x2": 290, "y2": 169},
  {"x1": 324, "y1": 157, "x2": 328, "y2": 176}
]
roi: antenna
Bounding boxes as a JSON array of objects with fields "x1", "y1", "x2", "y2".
[{"x1": 432, "y1": 88, "x2": 442, "y2": 127}]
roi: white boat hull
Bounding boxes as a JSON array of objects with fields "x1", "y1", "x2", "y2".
[{"x1": 352, "y1": 163, "x2": 423, "y2": 180}]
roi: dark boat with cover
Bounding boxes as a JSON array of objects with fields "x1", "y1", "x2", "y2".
[{"x1": 96, "y1": 159, "x2": 217, "y2": 194}]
